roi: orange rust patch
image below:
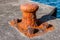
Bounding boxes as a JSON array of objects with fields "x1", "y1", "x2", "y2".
[{"x1": 9, "y1": 3, "x2": 54, "y2": 38}]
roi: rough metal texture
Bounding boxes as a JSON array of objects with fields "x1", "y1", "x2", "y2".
[{"x1": 0, "y1": 0, "x2": 60, "y2": 40}]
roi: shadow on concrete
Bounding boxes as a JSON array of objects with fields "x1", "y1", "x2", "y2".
[
  {"x1": 52, "y1": 8, "x2": 57, "y2": 17},
  {"x1": 37, "y1": 8, "x2": 57, "y2": 25}
]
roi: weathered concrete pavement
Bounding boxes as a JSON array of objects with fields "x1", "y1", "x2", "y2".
[{"x1": 0, "y1": 0, "x2": 60, "y2": 40}]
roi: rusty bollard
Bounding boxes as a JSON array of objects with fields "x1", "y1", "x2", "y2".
[{"x1": 9, "y1": 3, "x2": 54, "y2": 38}]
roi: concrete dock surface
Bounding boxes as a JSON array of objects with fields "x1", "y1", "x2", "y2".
[{"x1": 0, "y1": 0, "x2": 60, "y2": 40}]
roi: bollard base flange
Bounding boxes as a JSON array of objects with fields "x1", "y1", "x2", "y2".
[{"x1": 9, "y1": 19, "x2": 54, "y2": 38}]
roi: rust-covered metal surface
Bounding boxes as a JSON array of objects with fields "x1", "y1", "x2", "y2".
[
  {"x1": 9, "y1": 3, "x2": 54, "y2": 38},
  {"x1": 0, "y1": 0, "x2": 60, "y2": 40}
]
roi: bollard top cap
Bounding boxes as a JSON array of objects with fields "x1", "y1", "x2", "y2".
[{"x1": 20, "y1": 3, "x2": 39, "y2": 13}]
